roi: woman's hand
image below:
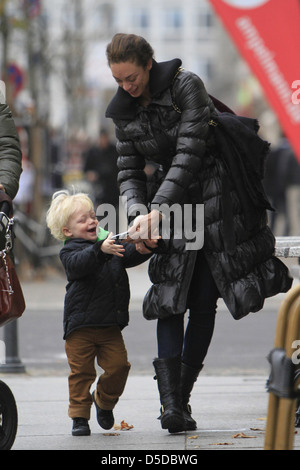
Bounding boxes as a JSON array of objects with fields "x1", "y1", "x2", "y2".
[
  {"x1": 128, "y1": 210, "x2": 162, "y2": 243},
  {"x1": 135, "y1": 237, "x2": 159, "y2": 254},
  {"x1": 101, "y1": 233, "x2": 125, "y2": 257}
]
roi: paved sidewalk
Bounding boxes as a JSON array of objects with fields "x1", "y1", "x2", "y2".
[
  {"x1": 1, "y1": 262, "x2": 300, "y2": 451},
  {"x1": 4, "y1": 372, "x2": 300, "y2": 451}
]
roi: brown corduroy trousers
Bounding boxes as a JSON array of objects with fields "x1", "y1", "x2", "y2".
[{"x1": 65, "y1": 326, "x2": 131, "y2": 420}]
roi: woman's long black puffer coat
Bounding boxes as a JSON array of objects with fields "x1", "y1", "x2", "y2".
[{"x1": 106, "y1": 58, "x2": 292, "y2": 320}]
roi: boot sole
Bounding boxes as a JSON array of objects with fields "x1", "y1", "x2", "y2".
[
  {"x1": 72, "y1": 429, "x2": 91, "y2": 436},
  {"x1": 184, "y1": 422, "x2": 197, "y2": 431},
  {"x1": 183, "y1": 415, "x2": 197, "y2": 431},
  {"x1": 72, "y1": 424, "x2": 91, "y2": 436},
  {"x1": 161, "y1": 414, "x2": 185, "y2": 433}
]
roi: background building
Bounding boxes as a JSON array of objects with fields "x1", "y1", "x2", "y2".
[
  {"x1": 0, "y1": 0, "x2": 281, "y2": 225},
  {"x1": 1, "y1": 0, "x2": 275, "y2": 135},
  {"x1": 44, "y1": 0, "x2": 222, "y2": 135}
]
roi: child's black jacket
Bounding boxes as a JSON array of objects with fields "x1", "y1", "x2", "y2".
[{"x1": 60, "y1": 238, "x2": 150, "y2": 339}]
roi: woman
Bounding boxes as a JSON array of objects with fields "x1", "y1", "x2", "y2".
[{"x1": 105, "y1": 33, "x2": 292, "y2": 434}]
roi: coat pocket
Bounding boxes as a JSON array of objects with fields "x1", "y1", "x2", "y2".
[{"x1": 143, "y1": 250, "x2": 197, "y2": 320}]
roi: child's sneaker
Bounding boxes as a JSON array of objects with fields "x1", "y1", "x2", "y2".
[
  {"x1": 72, "y1": 417, "x2": 91, "y2": 436},
  {"x1": 92, "y1": 391, "x2": 114, "y2": 430}
]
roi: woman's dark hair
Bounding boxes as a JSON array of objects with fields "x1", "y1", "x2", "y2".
[{"x1": 106, "y1": 33, "x2": 154, "y2": 68}]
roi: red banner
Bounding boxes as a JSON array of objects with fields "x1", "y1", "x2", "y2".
[{"x1": 209, "y1": 0, "x2": 300, "y2": 161}]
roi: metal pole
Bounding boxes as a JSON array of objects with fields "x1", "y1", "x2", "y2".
[{"x1": 0, "y1": 321, "x2": 26, "y2": 373}]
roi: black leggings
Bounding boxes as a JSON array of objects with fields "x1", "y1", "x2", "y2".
[{"x1": 157, "y1": 250, "x2": 219, "y2": 369}]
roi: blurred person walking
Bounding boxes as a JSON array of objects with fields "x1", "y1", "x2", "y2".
[
  {"x1": 83, "y1": 128, "x2": 119, "y2": 209},
  {"x1": 264, "y1": 135, "x2": 300, "y2": 236}
]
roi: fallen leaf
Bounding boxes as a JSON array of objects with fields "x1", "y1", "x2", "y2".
[
  {"x1": 210, "y1": 442, "x2": 234, "y2": 446},
  {"x1": 121, "y1": 420, "x2": 133, "y2": 430},
  {"x1": 250, "y1": 427, "x2": 264, "y2": 431},
  {"x1": 187, "y1": 435, "x2": 198, "y2": 439},
  {"x1": 232, "y1": 432, "x2": 256, "y2": 439},
  {"x1": 103, "y1": 432, "x2": 120, "y2": 436},
  {"x1": 113, "y1": 420, "x2": 134, "y2": 431}
]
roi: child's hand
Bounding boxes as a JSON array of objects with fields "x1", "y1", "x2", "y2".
[{"x1": 101, "y1": 233, "x2": 125, "y2": 257}]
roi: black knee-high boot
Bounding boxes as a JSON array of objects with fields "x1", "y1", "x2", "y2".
[
  {"x1": 181, "y1": 362, "x2": 203, "y2": 431},
  {"x1": 153, "y1": 356, "x2": 185, "y2": 433}
]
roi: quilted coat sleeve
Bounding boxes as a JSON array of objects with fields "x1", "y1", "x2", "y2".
[
  {"x1": 122, "y1": 241, "x2": 152, "y2": 268},
  {"x1": 60, "y1": 241, "x2": 107, "y2": 281},
  {"x1": 152, "y1": 71, "x2": 212, "y2": 206},
  {"x1": 0, "y1": 104, "x2": 22, "y2": 199},
  {"x1": 115, "y1": 71, "x2": 213, "y2": 213},
  {"x1": 115, "y1": 130, "x2": 148, "y2": 216}
]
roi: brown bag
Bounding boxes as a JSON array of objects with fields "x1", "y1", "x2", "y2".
[{"x1": 0, "y1": 253, "x2": 26, "y2": 327}]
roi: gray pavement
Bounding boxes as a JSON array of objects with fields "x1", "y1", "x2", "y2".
[
  {"x1": 1, "y1": 262, "x2": 300, "y2": 451},
  {"x1": 3, "y1": 373, "x2": 281, "y2": 451}
]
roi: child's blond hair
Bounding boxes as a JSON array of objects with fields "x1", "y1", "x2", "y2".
[{"x1": 46, "y1": 190, "x2": 94, "y2": 241}]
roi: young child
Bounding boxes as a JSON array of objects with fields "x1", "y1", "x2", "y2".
[{"x1": 46, "y1": 190, "x2": 155, "y2": 436}]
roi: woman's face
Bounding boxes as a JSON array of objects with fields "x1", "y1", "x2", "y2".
[{"x1": 110, "y1": 60, "x2": 152, "y2": 99}]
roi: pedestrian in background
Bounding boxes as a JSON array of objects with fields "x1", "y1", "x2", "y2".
[
  {"x1": 83, "y1": 128, "x2": 119, "y2": 209},
  {"x1": 264, "y1": 135, "x2": 300, "y2": 236},
  {"x1": 105, "y1": 33, "x2": 292, "y2": 434}
]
